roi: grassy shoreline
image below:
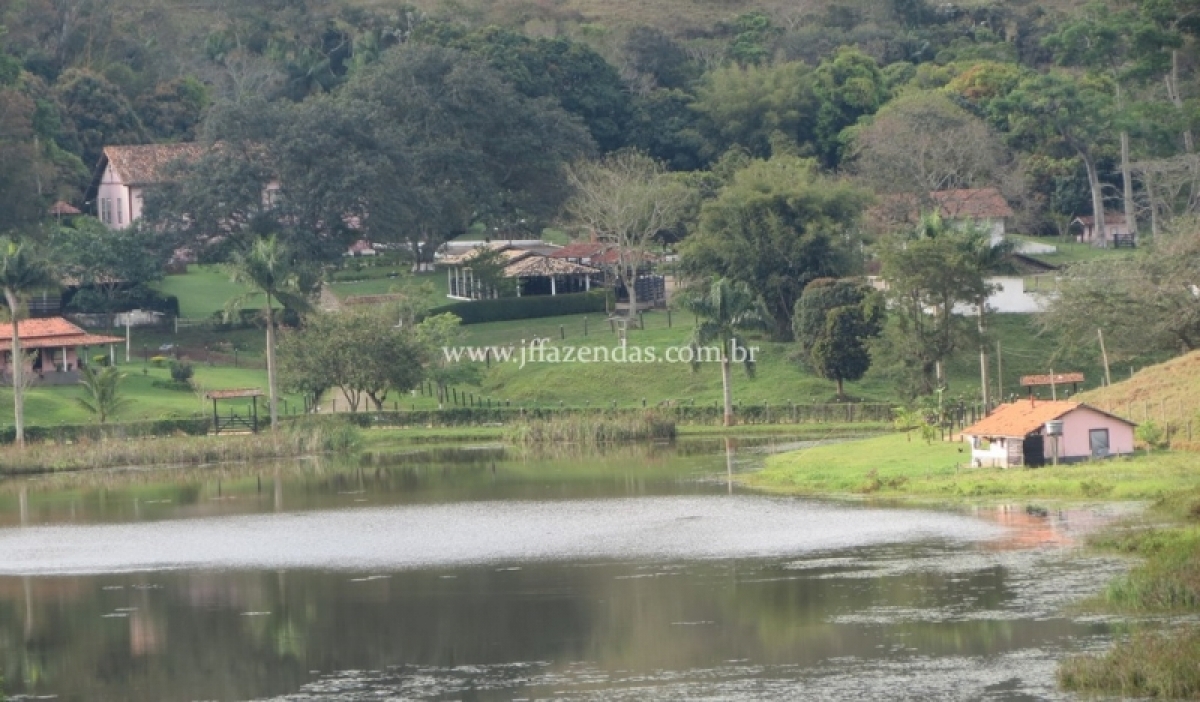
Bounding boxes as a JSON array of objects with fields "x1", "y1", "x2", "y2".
[{"x1": 752, "y1": 431, "x2": 1200, "y2": 697}]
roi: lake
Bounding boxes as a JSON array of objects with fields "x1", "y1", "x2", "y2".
[{"x1": 0, "y1": 437, "x2": 1128, "y2": 701}]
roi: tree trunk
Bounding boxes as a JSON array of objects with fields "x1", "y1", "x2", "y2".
[
  {"x1": 625, "y1": 268, "x2": 638, "y2": 327},
  {"x1": 1168, "y1": 50, "x2": 1195, "y2": 154},
  {"x1": 6, "y1": 288, "x2": 25, "y2": 448},
  {"x1": 1116, "y1": 84, "x2": 1137, "y2": 242},
  {"x1": 836, "y1": 377, "x2": 845, "y2": 399},
  {"x1": 265, "y1": 300, "x2": 278, "y2": 428},
  {"x1": 1082, "y1": 153, "x2": 1107, "y2": 247},
  {"x1": 721, "y1": 350, "x2": 734, "y2": 427},
  {"x1": 978, "y1": 296, "x2": 989, "y2": 410}
]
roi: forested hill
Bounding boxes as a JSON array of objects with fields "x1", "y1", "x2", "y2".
[{"x1": 3, "y1": 0, "x2": 1199, "y2": 243}]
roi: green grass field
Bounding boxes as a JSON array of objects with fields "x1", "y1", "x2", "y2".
[
  {"x1": 751, "y1": 433, "x2": 1198, "y2": 500},
  {"x1": 1011, "y1": 235, "x2": 1139, "y2": 267}
]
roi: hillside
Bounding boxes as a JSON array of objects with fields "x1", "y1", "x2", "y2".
[{"x1": 1078, "y1": 349, "x2": 1200, "y2": 449}]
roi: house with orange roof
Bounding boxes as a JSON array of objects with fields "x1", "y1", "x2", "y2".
[
  {"x1": 961, "y1": 400, "x2": 1136, "y2": 468},
  {"x1": 0, "y1": 317, "x2": 124, "y2": 385}
]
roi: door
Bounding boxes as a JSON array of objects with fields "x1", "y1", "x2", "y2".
[
  {"x1": 1089, "y1": 428, "x2": 1110, "y2": 458},
  {"x1": 1022, "y1": 434, "x2": 1045, "y2": 467}
]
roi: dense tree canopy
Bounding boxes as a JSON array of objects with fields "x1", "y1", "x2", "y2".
[{"x1": 682, "y1": 155, "x2": 870, "y2": 339}]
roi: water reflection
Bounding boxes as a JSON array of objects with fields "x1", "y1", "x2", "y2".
[{"x1": 0, "y1": 436, "x2": 1127, "y2": 701}]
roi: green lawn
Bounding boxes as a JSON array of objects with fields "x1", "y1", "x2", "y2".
[
  {"x1": 1011, "y1": 235, "x2": 1138, "y2": 267},
  {"x1": 156, "y1": 265, "x2": 267, "y2": 319},
  {"x1": 0, "y1": 364, "x2": 304, "y2": 425},
  {"x1": 751, "y1": 433, "x2": 1198, "y2": 500}
]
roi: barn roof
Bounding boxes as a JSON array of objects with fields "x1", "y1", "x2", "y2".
[{"x1": 502, "y1": 255, "x2": 598, "y2": 278}]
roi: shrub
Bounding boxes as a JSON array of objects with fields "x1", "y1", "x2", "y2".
[
  {"x1": 91, "y1": 353, "x2": 109, "y2": 366},
  {"x1": 169, "y1": 360, "x2": 194, "y2": 383},
  {"x1": 425, "y1": 291, "x2": 608, "y2": 325},
  {"x1": 1137, "y1": 421, "x2": 1169, "y2": 451}
]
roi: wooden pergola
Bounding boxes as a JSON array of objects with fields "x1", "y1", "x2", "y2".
[{"x1": 205, "y1": 388, "x2": 265, "y2": 434}]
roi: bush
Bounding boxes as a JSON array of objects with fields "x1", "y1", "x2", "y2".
[
  {"x1": 425, "y1": 291, "x2": 608, "y2": 325},
  {"x1": 169, "y1": 360, "x2": 194, "y2": 383},
  {"x1": 1137, "y1": 421, "x2": 1169, "y2": 451},
  {"x1": 91, "y1": 353, "x2": 109, "y2": 366}
]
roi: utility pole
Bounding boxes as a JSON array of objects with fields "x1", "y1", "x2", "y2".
[
  {"x1": 995, "y1": 340, "x2": 1003, "y2": 405},
  {"x1": 1097, "y1": 328, "x2": 1112, "y2": 387},
  {"x1": 1049, "y1": 368, "x2": 1058, "y2": 401}
]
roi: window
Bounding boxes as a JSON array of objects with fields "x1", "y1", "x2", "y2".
[
  {"x1": 100, "y1": 198, "x2": 111, "y2": 224},
  {"x1": 1089, "y1": 428, "x2": 1110, "y2": 457},
  {"x1": 116, "y1": 198, "x2": 123, "y2": 224}
]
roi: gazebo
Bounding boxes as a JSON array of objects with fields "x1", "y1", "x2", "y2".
[{"x1": 204, "y1": 388, "x2": 265, "y2": 434}]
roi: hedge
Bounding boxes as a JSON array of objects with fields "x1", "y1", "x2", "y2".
[
  {"x1": 321, "y1": 403, "x2": 893, "y2": 428},
  {"x1": 0, "y1": 418, "x2": 212, "y2": 445},
  {"x1": 425, "y1": 291, "x2": 609, "y2": 325}
]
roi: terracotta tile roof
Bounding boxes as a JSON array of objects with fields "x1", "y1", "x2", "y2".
[
  {"x1": 550, "y1": 242, "x2": 611, "y2": 260},
  {"x1": 962, "y1": 400, "x2": 1135, "y2": 438},
  {"x1": 102, "y1": 143, "x2": 207, "y2": 185},
  {"x1": 0, "y1": 317, "x2": 86, "y2": 341},
  {"x1": 502, "y1": 255, "x2": 598, "y2": 278},
  {"x1": 930, "y1": 187, "x2": 1014, "y2": 219}
]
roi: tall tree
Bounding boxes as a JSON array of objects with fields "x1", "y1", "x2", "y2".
[
  {"x1": 877, "y1": 213, "x2": 991, "y2": 397},
  {"x1": 681, "y1": 155, "x2": 869, "y2": 339},
  {"x1": 0, "y1": 238, "x2": 54, "y2": 448},
  {"x1": 675, "y1": 278, "x2": 770, "y2": 426},
  {"x1": 225, "y1": 235, "x2": 316, "y2": 428},
  {"x1": 998, "y1": 71, "x2": 1115, "y2": 246},
  {"x1": 848, "y1": 91, "x2": 1011, "y2": 196},
  {"x1": 564, "y1": 150, "x2": 692, "y2": 325},
  {"x1": 793, "y1": 279, "x2": 885, "y2": 398}
]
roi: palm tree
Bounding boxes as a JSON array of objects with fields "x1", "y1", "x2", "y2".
[
  {"x1": 76, "y1": 365, "x2": 131, "y2": 424},
  {"x1": 676, "y1": 278, "x2": 769, "y2": 427},
  {"x1": 0, "y1": 237, "x2": 54, "y2": 448},
  {"x1": 226, "y1": 235, "x2": 314, "y2": 428}
]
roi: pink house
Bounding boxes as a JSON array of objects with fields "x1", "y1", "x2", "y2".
[
  {"x1": 94, "y1": 144, "x2": 207, "y2": 229},
  {"x1": 0, "y1": 318, "x2": 123, "y2": 385},
  {"x1": 961, "y1": 400, "x2": 1136, "y2": 468},
  {"x1": 1071, "y1": 213, "x2": 1136, "y2": 248},
  {"x1": 94, "y1": 143, "x2": 283, "y2": 232}
]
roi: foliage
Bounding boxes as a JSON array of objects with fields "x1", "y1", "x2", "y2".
[
  {"x1": 565, "y1": 149, "x2": 693, "y2": 319},
  {"x1": 52, "y1": 68, "x2": 146, "y2": 167},
  {"x1": 225, "y1": 235, "x2": 317, "y2": 427},
  {"x1": 675, "y1": 277, "x2": 770, "y2": 425},
  {"x1": 51, "y1": 217, "x2": 169, "y2": 308},
  {"x1": 74, "y1": 365, "x2": 131, "y2": 424},
  {"x1": 681, "y1": 155, "x2": 869, "y2": 339},
  {"x1": 425, "y1": 291, "x2": 608, "y2": 324},
  {"x1": 0, "y1": 236, "x2": 54, "y2": 447},
  {"x1": 1136, "y1": 421, "x2": 1169, "y2": 451},
  {"x1": 278, "y1": 310, "x2": 426, "y2": 413},
  {"x1": 794, "y1": 279, "x2": 885, "y2": 397},
  {"x1": 414, "y1": 313, "x2": 479, "y2": 407},
  {"x1": 507, "y1": 413, "x2": 676, "y2": 444},
  {"x1": 848, "y1": 90, "x2": 1012, "y2": 196},
  {"x1": 168, "y1": 360, "x2": 194, "y2": 384},
  {"x1": 876, "y1": 213, "x2": 992, "y2": 397},
  {"x1": 1039, "y1": 222, "x2": 1200, "y2": 359}
]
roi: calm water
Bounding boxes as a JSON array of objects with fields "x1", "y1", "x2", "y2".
[{"x1": 0, "y1": 437, "x2": 1128, "y2": 701}]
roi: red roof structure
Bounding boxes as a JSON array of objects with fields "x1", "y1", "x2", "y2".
[
  {"x1": 962, "y1": 401, "x2": 1134, "y2": 439},
  {"x1": 0, "y1": 317, "x2": 123, "y2": 353},
  {"x1": 929, "y1": 188, "x2": 1014, "y2": 219},
  {"x1": 48, "y1": 201, "x2": 82, "y2": 216}
]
